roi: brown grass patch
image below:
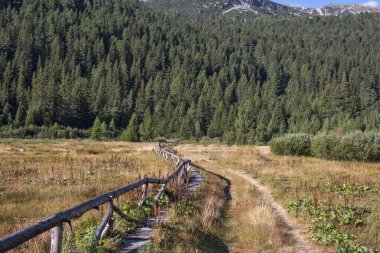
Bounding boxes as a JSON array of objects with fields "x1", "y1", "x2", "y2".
[
  {"x1": 174, "y1": 143, "x2": 380, "y2": 252},
  {"x1": 149, "y1": 172, "x2": 228, "y2": 252},
  {"x1": 0, "y1": 140, "x2": 173, "y2": 252}
]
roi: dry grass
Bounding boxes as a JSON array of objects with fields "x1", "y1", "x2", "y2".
[
  {"x1": 149, "y1": 173, "x2": 228, "y2": 252},
  {"x1": 0, "y1": 140, "x2": 173, "y2": 252},
  {"x1": 222, "y1": 175, "x2": 297, "y2": 253},
  {"x1": 248, "y1": 205, "x2": 280, "y2": 249},
  {"x1": 175, "y1": 143, "x2": 380, "y2": 252},
  {"x1": 3, "y1": 140, "x2": 380, "y2": 252},
  {"x1": 200, "y1": 194, "x2": 224, "y2": 232}
]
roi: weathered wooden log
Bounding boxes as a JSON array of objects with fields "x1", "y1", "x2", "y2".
[
  {"x1": 177, "y1": 167, "x2": 186, "y2": 190},
  {"x1": 100, "y1": 216, "x2": 114, "y2": 239},
  {"x1": 186, "y1": 163, "x2": 191, "y2": 172},
  {"x1": 139, "y1": 183, "x2": 149, "y2": 207},
  {"x1": 50, "y1": 224, "x2": 63, "y2": 253},
  {"x1": 152, "y1": 184, "x2": 167, "y2": 206},
  {"x1": 0, "y1": 179, "x2": 147, "y2": 252},
  {"x1": 112, "y1": 204, "x2": 146, "y2": 225},
  {"x1": 95, "y1": 202, "x2": 113, "y2": 242},
  {"x1": 152, "y1": 161, "x2": 188, "y2": 204}
]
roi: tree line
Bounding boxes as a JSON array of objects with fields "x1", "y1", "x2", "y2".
[{"x1": 0, "y1": 0, "x2": 380, "y2": 143}]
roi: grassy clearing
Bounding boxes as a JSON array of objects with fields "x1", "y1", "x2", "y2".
[
  {"x1": 3, "y1": 140, "x2": 380, "y2": 253},
  {"x1": 0, "y1": 140, "x2": 173, "y2": 252},
  {"x1": 175, "y1": 143, "x2": 380, "y2": 253},
  {"x1": 224, "y1": 174, "x2": 297, "y2": 253}
]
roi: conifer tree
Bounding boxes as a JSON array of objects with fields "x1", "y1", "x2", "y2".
[
  {"x1": 1, "y1": 0, "x2": 380, "y2": 140},
  {"x1": 268, "y1": 99, "x2": 287, "y2": 138},
  {"x1": 140, "y1": 109, "x2": 153, "y2": 141},
  {"x1": 122, "y1": 113, "x2": 140, "y2": 142},
  {"x1": 91, "y1": 117, "x2": 102, "y2": 140},
  {"x1": 180, "y1": 115, "x2": 194, "y2": 140}
]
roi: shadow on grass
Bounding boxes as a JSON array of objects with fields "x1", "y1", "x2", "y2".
[
  {"x1": 155, "y1": 223, "x2": 230, "y2": 253},
  {"x1": 190, "y1": 163, "x2": 232, "y2": 201}
]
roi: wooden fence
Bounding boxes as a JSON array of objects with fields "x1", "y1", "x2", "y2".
[{"x1": 0, "y1": 140, "x2": 190, "y2": 252}]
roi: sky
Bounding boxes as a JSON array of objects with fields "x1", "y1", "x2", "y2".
[{"x1": 275, "y1": 0, "x2": 379, "y2": 8}]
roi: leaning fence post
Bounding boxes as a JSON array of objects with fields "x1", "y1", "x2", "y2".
[
  {"x1": 139, "y1": 182, "x2": 149, "y2": 207},
  {"x1": 91, "y1": 201, "x2": 114, "y2": 252},
  {"x1": 50, "y1": 223, "x2": 63, "y2": 253},
  {"x1": 176, "y1": 163, "x2": 187, "y2": 199}
]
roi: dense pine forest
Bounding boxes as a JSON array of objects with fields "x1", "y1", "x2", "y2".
[{"x1": 0, "y1": 0, "x2": 380, "y2": 143}]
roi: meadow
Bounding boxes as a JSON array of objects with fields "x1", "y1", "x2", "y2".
[
  {"x1": 175, "y1": 143, "x2": 380, "y2": 253},
  {"x1": 1, "y1": 140, "x2": 380, "y2": 253},
  {"x1": 0, "y1": 140, "x2": 173, "y2": 252}
]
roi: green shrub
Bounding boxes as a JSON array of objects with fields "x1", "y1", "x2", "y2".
[
  {"x1": 270, "y1": 134, "x2": 313, "y2": 156},
  {"x1": 199, "y1": 136, "x2": 221, "y2": 145},
  {"x1": 272, "y1": 132, "x2": 380, "y2": 161},
  {"x1": 312, "y1": 132, "x2": 380, "y2": 161},
  {"x1": 0, "y1": 125, "x2": 90, "y2": 139},
  {"x1": 222, "y1": 131, "x2": 236, "y2": 146},
  {"x1": 311, "y1": 133, "x2": 341, "y2": 159}
]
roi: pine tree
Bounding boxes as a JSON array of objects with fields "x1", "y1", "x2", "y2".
[
  {"x1": 234, "y1": 100, "x2": 256, "y2": 144},
  {"x1": 91, "y1": 117, "x2": 102, "y2": 140},
  {"x1": 121, "y1": 113, "x2": 140, "y2": 142},
  {"x1": 109, "y1": 118, "x2": 117, "y2": 138},
  {"x1": 140, "y1": 109, "x2": 153, "y2": 141},
  {"x1": 1, "y1": 0, "x2": 380, "y2": 139},
  {"x1": 14, "y1": 72, "x2": 28, "y2": 127},
  {"x1": 267, "y1": 99, "x2": 287, "y2": 138},
  {"x1": 135, "y1": 81, "x2": 146, "y2": 119},
  {"x1": 101, "y1": 122, "x2": 108, "y2": 139},
  {"x1": 180, "y1": 115, "x2": 194, "y2": 140},
  {"x1": 208, "y1": 102, "x2": 224, "y2": 138}
]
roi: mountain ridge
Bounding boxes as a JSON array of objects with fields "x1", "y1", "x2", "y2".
[{"x1": 142, "y1": 0, "x2": 380, "y2": 16}]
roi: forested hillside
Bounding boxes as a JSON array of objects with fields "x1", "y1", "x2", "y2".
[{"x1": 1, "y1": 0, "x2": 380, "y2": 143}]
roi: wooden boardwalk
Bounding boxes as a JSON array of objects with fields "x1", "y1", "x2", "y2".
[{"x1": 116, "y1": 170, "x2": 204, "y2": 253}]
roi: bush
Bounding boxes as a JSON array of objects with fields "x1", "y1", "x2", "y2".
[
  {"x1": 270, "y1": 134, "x2": 313, "y2": 156},
  {"x1": 272, "y1": 132, "x2": 380, "y2": 161},
  {"x1": 311, "y1": 133, "x2": 341, "y2": 159},
  {"x1": 0, "y1": 125, "x2": 89, "y2": 139},
  {"x1": 312, "y1": 132, "x2": 380, "y2": 161},
  {"x1": 199, "y1": 136, "x2": 221, "y2": 145},
  {"x1": 223, "y1": 131, "x2": 236, "y2": 146}
]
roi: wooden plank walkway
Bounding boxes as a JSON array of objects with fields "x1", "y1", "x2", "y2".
[{"x1": 116, "y1": 170, "x2": 204, "y2": 253}]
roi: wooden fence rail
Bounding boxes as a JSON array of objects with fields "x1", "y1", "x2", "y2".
[{"x1": 0, "y1": 140, "x2": 187, "y2": 252}]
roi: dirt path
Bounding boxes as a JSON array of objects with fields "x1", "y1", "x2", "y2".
[
  {"x1": 175, "y1": 144, "x2": 315, "y2": 252},
  {"x1": 228, "y1": 169, "x2": 311, "y2": 253}
]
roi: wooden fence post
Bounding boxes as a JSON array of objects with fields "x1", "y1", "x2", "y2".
[
  {"x1": 176, "y1": 164, "x2": 187, "y2": 198},
  {"x1": 91, "y1": 202, "x2": 114, "y2": 251},
  {"x1": 50, "y1": 223, "x2": 63, "y2": 253},
  {"x1": 101, "y1": 215, "x2": 114, "y2": 239},
  {"x1": 139, "y1": 183, "x2": 149, "y2": 207}
]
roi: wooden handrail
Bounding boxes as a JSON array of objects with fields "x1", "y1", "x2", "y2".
[{"x1": 0, "y1": 140, "x2": 189, "y2": 252}]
